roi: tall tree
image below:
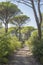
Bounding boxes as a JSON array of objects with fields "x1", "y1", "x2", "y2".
[
  {"x1": 10, "y1": 15, "x2": 29, "y2": 41},
  {"x1": 0, "y1": 2, "x2": 21, "y2": 33},
  {"x1": 15, "y1": 0, "x2": 43, "y2": 39}
]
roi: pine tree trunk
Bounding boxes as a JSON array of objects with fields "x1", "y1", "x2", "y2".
[
  {"x1": 38, "y1": 24, "x2": 41, "y2": 40},
  {"x1": 5, "y1": 23, "x2": 8, "y2": 33},
  {"x1": 19, "y1": 26, "x2": 21, "y2": 41},
  {"x1": 31, "y1": 0, "x2": 42, "y2": 40}
]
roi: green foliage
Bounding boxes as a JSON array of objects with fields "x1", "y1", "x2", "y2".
[
  {"x1": 21, "y1": 26, "x2": 35, "y2": 33},
  {"x1": 0, "y1": 2, "x2": 21, "y2": 33},
  {"x1": 26, "y1": 30, "x2": 43, "y2": 64},
  {"x1": 10, "y1": 36, "x2": 21, "y2": 50},
  {"x1": 0, "y1": 2, "x2": 20, "y2": 21},
  {"x1": 10, "y1": 15, "x2": 29, "y2": 26},
  {"x1": 0, "y1": 34, "x2": 21, "y2": 63}
]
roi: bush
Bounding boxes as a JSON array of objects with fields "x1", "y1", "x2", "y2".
[
  {"x1": 26, "y1": 31, "x2": 43, "y2": 64},
  {"x1": 10, "y1": 36, "x2": 22, "y2": 51},
  {"x1": 0, "y1": 34, "x2": 21, "y2": 63}
]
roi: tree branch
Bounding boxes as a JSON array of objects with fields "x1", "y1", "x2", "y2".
[
  {"x1": 17, "y1": 1, "x2": 33, "y2": 8},
  {"x1": 21, "y1": 0, "x2": 32, "y2": 5},
  {"x1": 3, "y1": 20, "x2": 5, "y2": 24}
]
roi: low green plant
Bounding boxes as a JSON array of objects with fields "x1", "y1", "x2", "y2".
[
  {"x1": 26, "y1": 30, "x2": 43, "y2": 64},
  {"x1": 0, "y1": 34, "x2": 21, "y2": 63}
]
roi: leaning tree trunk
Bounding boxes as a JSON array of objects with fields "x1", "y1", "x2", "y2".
[
  {"x1": 31, "y1": 0, "x2": 42, "y2": 40},
  {"x1": 5, "y1": 23, "x2": 8, "y2": 33}
]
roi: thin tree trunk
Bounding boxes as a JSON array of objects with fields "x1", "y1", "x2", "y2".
[
  {"x1": 5, "y1": 23, "x2": 8, "y2": 33},
  {"x1": 15, "y1": 28, "x2": 18, "y2": 37},
  {"x1": 38, "y1": 24, "x2": 41, "y2": 39},
  {"x1": 19, "y1": 26, "x2": 21, "y2": 41},
  {"x1": 31, "y1": 0, "x2": 41, "y2": 39}
]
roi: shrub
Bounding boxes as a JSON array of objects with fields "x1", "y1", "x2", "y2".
[
  {"x1": 10, "y1": 36, "x2": 22, "y2": 51},
  {"x1": 26, "y1": 30, "x2": 43, "y2": 64},
  {"x1": 0, "y1": 34, "x2": 21, "y2": 63}
]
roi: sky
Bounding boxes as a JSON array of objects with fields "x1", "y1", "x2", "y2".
[{"x1": 0, "y1": 0, "x2": 43, "y2": 28}]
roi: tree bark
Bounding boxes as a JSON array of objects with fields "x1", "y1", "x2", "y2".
[
  {"x1": 19, "y1": 26, "x2": 21, "y2": 41},
  {"x1": 38, "y1": 24, "x2": 41, "y2": 39},
  {"x1": 5, "y1": 23, "x2": 8, "y2": 33},
  {"x1": 15, "y1": 28, "x2": 18, "y2": 37},
  {"x1": 31, "y1": 0, "x2": 41, "y2": 39}
]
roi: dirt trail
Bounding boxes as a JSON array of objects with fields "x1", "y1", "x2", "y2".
[{"x1": 7, "y1": 46, "x2": 40, "y2": 65}]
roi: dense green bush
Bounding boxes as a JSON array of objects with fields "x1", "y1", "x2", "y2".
[
  {"x1": 0, "y1": 34, "x2": 21, "y2": 63},
  {"x1": 26, "y1": 31, "x2": 43, "y2": 64}
]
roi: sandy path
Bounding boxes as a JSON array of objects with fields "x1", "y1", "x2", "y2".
[{"x1": 6, "y1": 46, "x2": 40, "y2": 65}]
